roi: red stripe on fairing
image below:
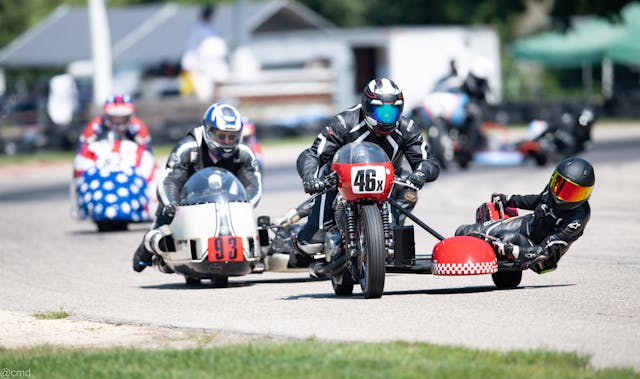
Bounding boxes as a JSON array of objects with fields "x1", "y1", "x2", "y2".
[
  {"x1": 135, "y1": 145, "x2": 144, "y2": 167},
  {"x1": 146, "y1": 166, "x2": 156, "y2": 183},
  {"x1": 79, "y1": 148, "x2": 97, "y2": 161},
  {"x1": 112, "y1": 140, "x2": 121, "y2": 153}
]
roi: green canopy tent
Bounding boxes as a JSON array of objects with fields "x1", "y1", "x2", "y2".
[
  {"x1": 512, "y1": 19, "x2": 626, "y2": 68},
  {"x1": 606, "y1": 3, "x2": 640, "y2": 65},
  {"x1": 511, "y1": 2, "x2": 640, "y2": 98}
]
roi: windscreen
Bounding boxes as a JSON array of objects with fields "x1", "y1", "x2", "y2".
[
  {"x1": 332, "y1": 141, "x2": 389, "y2": 165},
  {"x1": 179, "y1": 167, "x2": 247, "y2": 205}
]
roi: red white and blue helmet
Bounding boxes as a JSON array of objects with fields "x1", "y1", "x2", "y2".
[
  {"x1": 202, "y1": 103, "x2": 243, "y2": 155},
  {"x1": 103, "y1": 93, "x2": 134, "y2": 132},
  {"x1": 361, "y1": 78, "x2": 404, "y2": 136}
]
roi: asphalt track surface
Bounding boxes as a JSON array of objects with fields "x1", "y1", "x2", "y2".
[{"x1": 0, "y1": 124, "x2": 638, "y2": 370}]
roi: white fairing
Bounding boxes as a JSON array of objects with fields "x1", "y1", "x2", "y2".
[{"x1": 158, "y1": 201, "x2": 258, "y2": 263}]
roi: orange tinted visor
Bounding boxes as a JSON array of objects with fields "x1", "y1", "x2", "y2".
[{"x1": 549, "y1": 171, "x2": 593, "y2": 203}]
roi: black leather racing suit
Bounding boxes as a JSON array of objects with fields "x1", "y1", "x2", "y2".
[
  {"x1": 455, "y1": 186, "x2": 591, "y2": 272},
  {"x1": 296, "y1": 104, "x2": 440, "y2": 242},
  {"x1": 153, "y1": 125, "x2": 262, "y2": 228}
]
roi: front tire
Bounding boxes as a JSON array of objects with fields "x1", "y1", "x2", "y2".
[
  {"x1": 357, "y1": 204, "x2": 386, "y2": 299},
  {"x1": 96, "y1": 221, "x2": 128, "y2": 232},
  {"x1": 492, "y1": 270, "x2": 522, "y2": 289}
]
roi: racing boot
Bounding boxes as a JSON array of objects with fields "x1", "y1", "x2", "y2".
[
  {"x1": 292, "y1": 229, "x2": 326, "y2": 256},
  {"x1": 132, "y1": 242, "x2": 153, "y2": 272},
  {"x1": 502, "y1": 243, "x2": 547, "y2": 269}
]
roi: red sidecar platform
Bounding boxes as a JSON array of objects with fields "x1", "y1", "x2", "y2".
[
  {"x1": 386, "y1": 234, "x2": 498, "y2": 276},
  {"x1": 431, "y1": 236, "x2": 498, "y2": 275}
]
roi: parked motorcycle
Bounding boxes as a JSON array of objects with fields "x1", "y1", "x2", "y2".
[
  {"x1": 518, "y1": 106, "x2": 595, "y2": 166},
  {"x1": 148, "y1": 167, "x2": 263, "y2": 287},
  {"x1": 71, "y1": 135, "x2": 157, "y2": 231}
]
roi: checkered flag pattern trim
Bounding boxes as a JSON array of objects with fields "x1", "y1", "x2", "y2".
[{"x1": 432, "y1": 259, "x2": 498, "y2": 276}]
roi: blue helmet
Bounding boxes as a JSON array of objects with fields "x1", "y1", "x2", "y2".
[{"x1": 202, "y1": 103, "x2": 243, "y2": 155}]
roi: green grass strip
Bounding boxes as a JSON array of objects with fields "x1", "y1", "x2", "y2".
[
  {"x1": 0, "y1": 340, "x2": 636, "y2": 379},
  {"x1": 31, "y1": 310, "x2": 69, "y2": 320}
]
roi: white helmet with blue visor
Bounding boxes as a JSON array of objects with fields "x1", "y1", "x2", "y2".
[
  {"x1": 202, "y1": 103, "x2": 243, "y2": 156},
  {"x1": 361, "y1": 78, "x2": 404, "y2": 136}
]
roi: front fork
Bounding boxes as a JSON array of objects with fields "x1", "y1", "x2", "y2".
[
  {"x1": 342, "y1": 201, "x2": 393, "y2": 279},
  {"x1": 381, "y1": 201, "x2": 394, "y2": 257}
]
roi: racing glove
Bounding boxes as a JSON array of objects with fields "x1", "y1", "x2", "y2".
[
  {"x1": 491, "y1": 193, "x2": 509, "y2": 207},
  {"x1": 303, "y1": 173, "x2": 337, "y2": 194},
  {"x1": 162, "y1": 202, "x2": 178, "y2": 217},
  {"x1": 407, "y1": 171, "x2": 427, "y2": 190},
  {"x1": 303, "y1": 177, "x2": 326, "y2": 194}
]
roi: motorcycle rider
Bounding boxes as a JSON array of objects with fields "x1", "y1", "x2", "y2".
[
  {"x1": 132, "y1": 103, "x2": 262, "y2": 272},
  {"x1": 79, "y1": 93, "x2": 151, "y2": 150},
  {"x1": 455, "y1": 156, "x2": 594, "y2": 274},
  {"x1": 295, "y1": 77, "x2": 440, "y2": 254}
]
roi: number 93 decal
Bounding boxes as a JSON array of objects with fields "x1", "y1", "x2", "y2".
[
  {"x1": 351, "y1": 166, "x2": 387, "y2": 194},
  {"x1": 207, "y1": 236, "x2": 244, "y2": 262}
]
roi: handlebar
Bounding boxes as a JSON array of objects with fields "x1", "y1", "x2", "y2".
[{"x1": 393, "y1": 178, "x2": 419, "y2": 191}]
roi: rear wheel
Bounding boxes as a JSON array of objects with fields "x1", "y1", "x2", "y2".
[
  {"x1": 357, "y1": 204, "x2": 386, "y2": 299},
  {"x1": 211, "y1": 276, "x2": 229, "y2": 288},
  {"x1": 532, "y1": 151, "x2": 548, "y2": 166},
  {"x1": 185, "y1": 276, "x2": 201, "y2": 285},
  {"x1": 492, "y1": 270, "x2": 522, "y2": 289},
  {"x1": 331, "y1": 272, "x2": 354, "y2": 296}
]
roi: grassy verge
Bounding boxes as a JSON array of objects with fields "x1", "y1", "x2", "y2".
[
  {"x1": 0, "y1": 341, "x2": 636, "y2": 379},
  {"x1": 31, "y1": 309, "x2": 70, "y2": 320},
  {"x1": 0, "y1": 150, "x2": 74, "y2": 166}
]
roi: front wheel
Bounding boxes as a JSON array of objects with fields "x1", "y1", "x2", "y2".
[
  {"x1": 96, "y1": 221, "x2": 128, "y2": 232},
  {"x1": 357, "y1": 204, "x2": 386, "y2": 299},
  {"x1": 492, "y1": 270, "x2": 522, "y2": 289}
]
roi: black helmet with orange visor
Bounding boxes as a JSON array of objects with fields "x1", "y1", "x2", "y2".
[{"x1": 548, "y1": 157, "x2": 595, "y2": 211}]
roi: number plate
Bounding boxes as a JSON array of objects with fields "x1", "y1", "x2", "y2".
[
  {"x1": 207, "y1": 236, "x2": 244, "y2": 262},
  {"x1": 351, "y1": 166, "x2": 386, "y2": 194}
]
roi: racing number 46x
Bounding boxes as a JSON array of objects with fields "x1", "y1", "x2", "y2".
[
  {"x1": 352, "y1": 167, "x2": 385, "y2": 193},
  {"x1": 207, "y1": 236, "x2": 244, "y2": 262}
]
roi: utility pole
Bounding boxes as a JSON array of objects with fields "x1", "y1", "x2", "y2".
[
  {"x1": 231, "y1": 0, "x2": 259, "y2": 79},
  {"x1": 88, "y1": 0, "x2": 113, "y2": 106}
]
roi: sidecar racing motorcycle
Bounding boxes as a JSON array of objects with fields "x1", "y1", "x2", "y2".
[
  {"x1": 258, "y1": 142, "x2": 526, "y2": 298},
  {"x1": 71, "y1": 136, "x2": 157, "y2": 232},
  {"x1": 147, "y1": 167, "x2": 264, "y2": 287}
]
